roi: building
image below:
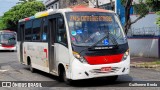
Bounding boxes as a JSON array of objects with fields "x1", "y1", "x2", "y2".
[
  {"x1": 89, "y1": 0, "x2": 159, "y2": 36},
  {"x1": 126, "y1": 0, "x2": 160, "y2": 58},
  {"x1": 44, "y1": 0, "x2": 89, "y2": 10},
  {"x1": 88, "y1": 0, "x2": 131, "y2": 26},
  {"x1": 89, "y1": 0, "x2": 115, "y2": 10},
  {"x1": 44, "y1": 0, "x2": 59, "y2": 9},
  {"x1": 128, "y1": 0, "x2": 159, "y2": 36}
]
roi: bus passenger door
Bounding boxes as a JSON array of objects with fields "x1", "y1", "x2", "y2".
[
  {"x1": 49, "y1": 18, "x2": 56, "y2": 73},
  {"x1": 49, "y1": 15, "x2": 69, "y2": 75}
]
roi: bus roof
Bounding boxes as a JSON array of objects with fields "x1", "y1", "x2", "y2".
[
  {"x1": 19, "y1": 6, "x2": 114, "y2": 23},
  {"x1": 70, "y1": 6, "x2": 113, "y2": 12}
]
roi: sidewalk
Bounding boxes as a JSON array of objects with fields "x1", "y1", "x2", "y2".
[
  {"x1": 130, "y1": 57, "x2": 160, "y2": 69},
  {"x1": 131, "y1": 57, "x2": 156, "y2": 64}
]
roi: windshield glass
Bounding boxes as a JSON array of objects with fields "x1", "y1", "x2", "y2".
[
  {"x1": 66, "y1": 12, "x2": 127, "y2": 46},
  {"x1": 0, "y1": 33, "x2": 16, "y2": 45}
]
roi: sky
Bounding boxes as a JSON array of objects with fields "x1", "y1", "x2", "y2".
[{"x1": 0, "y1": 0, "x2": 19, "y2": 16}]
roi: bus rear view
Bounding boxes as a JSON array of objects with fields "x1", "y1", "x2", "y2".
[{"x1": 66, "y1": 11, "x2": 130, "y2": 80}]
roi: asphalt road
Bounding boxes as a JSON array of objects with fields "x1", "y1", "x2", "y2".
[{"x1": 0, "y1": 51, "x2": 160, "y2": 90}]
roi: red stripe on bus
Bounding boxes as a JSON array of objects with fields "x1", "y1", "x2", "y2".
[
  {"x1": 84, "y1": 54, "x2": 123, "y2": 65},
  {"x1": 24, "y1": 18, "x2": 30, "y2": 21},
  {"x1": 44, "y1": 49, "x2": 48, "y2": 58}
]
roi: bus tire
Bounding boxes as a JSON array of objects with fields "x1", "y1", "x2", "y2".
[
  {"x1": 59, "y1": 65, "x2": 72, "y2": 85},
  {"x1": 63, "y1": 70, "x2": 72, "y2": 85},
  {"x1": 28, "y1": 57, "x2": 35, "y2": 73},
  {"x1": 29, "y1": 63, "x2": 35, "y2": 73}
]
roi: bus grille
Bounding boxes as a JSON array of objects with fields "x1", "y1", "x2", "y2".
[{"x1": 84, "y1": 54, "x2": 123, "y2": 65}]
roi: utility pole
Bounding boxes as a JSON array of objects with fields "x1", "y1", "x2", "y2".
[{"x1": 96, "y1": 0, "x2": 99, "y2": 8}]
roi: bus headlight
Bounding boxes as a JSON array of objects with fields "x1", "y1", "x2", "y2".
[
  {"x1": 122, "y1": 49, "x2": 129, "y2": 61},
  {"x1": 73, "y1": 51, "x2": 88, "y2": 64}
]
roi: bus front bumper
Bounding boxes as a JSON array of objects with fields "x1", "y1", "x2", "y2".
[
  {"x1": 0, "y1": 46, "x2": 16, "y2": 51},
  {"x1": 70, "y1": 56, "x2": 130, "y2": 80}
]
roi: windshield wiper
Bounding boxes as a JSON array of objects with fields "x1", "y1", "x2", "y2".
[
  {"x1": 79, "y1": 31, "x2": 119, "y2": 55},
  {"x1": 89, "y1": 32, "x2": 119, "y2": 49}
]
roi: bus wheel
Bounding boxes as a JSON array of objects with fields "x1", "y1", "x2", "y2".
[
  {"x1": 59, "y1": 67, "x2": 72, "y2": 84},
  {"x1": 63, "y1": 70, "x2": 72, "y2": 85},
  {"x1": 28, "y1": 58, "x2": 35, "y2": 73}
]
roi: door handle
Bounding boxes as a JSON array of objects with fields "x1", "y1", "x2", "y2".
[{"x1": 51, "y1": 45, "x2": 54, "y2": 47}]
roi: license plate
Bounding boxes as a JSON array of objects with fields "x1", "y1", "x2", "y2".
[{"x1": 101, "y1": 67, "x2": 112, "y2": 72}]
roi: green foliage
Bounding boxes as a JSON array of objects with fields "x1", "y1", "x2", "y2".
[
  {"x1": 0, "y1": 17, "x2": 7, "y2": 30},
  {"x1": 120, "y1": 0, "x2": 126, "y2": 7},
  {"x1": 0, "y1": 22, "x2": 7, "y2": 30},
  {"x1": 133, "y1": 1, "x2": 149, "y2": 17},
  {"x1": 145, "y1": 0, "x2": 160, "y2": 27},
  {"x1": 120, "y1": 0, "x2": 160, "y2": 33},
  {"x1": 145, "y1": 0, "x2": 160, "y2": 11},
  {"x1": 0, "y1": 1, "x2": 45, "y2": 31},
  {"x1": 156, "y1": 11, "x2": 160, "y2": 26}
]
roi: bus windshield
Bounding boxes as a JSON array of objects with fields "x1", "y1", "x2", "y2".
[
  {"x1": 0, "y1": 33, "x2": 16, "y2": 45},
  {"x1": 66, "y1": 12, "x2": 127, "y2": 46}
]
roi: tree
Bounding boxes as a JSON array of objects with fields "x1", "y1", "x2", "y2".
[
  {"x1": 121, "y1": 0, "x2": 160, "y2": 34},
  {"x1": 145, "y1": 0, "x2": 160, "y2": 27},
  {"x1": 145, "y1": 0, "x2": 160, "y2": 11},
  {"x1": 18, "y1": 0, "x2": 36, "y2": 4},
  {"x1": 156, "y1": 11, "x2": 160, "y2": 26},
  {"x1": 0, "y1": 17, "x2": 7, "y2": 30},
  {"x1": 121, "y1": 0, "x2": 149, "y2": 34},
  {"x1": 1, "y1": 1, "x2": 45, "y2": 31}
]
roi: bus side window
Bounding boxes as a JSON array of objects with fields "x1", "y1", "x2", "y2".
[
  {"x1": 56, "y1": 17, "x2": 67, "y2": 46},
  {"x1": 32, "y1": 19, "x2": 42, "y2": 41},
  {"x1": 42, "y1": 18, "x2": 48, "y2": 42},
  {"x1": 25, "y1": 20, "x2": 32, "y2": 41}
]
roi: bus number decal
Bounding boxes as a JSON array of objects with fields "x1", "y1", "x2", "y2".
[{"x1": 70, "y1": 16, "x2": 112, "y2": 22}]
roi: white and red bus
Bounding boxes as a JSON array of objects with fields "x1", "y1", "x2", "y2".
[
  {"x1": 17, "y1": 6, "x2": 130, "y2": 84},
  {"x1": 0, "y1": 30, "x2": 17, "y2": 51}
]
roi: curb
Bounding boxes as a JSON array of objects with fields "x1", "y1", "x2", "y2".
[{"x1": 131, "y1": 64, "x2": 160, "y2": 68}]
